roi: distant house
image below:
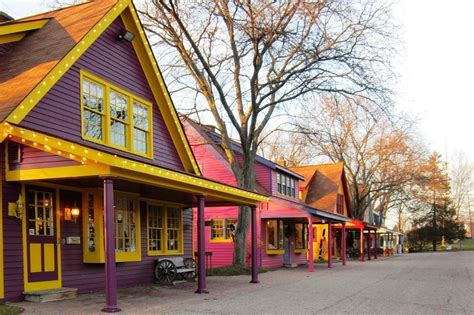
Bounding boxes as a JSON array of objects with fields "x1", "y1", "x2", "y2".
[
  {"x1": 183, "y1": 119, "x2": 349, "y2": 270},
  {"x1": 0, "y1": 0, "x2": 265, "y2": 308}
]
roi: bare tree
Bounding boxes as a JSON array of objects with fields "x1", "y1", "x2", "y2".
[
  {"x1": 258, "y1": 131, "x2": 314, "y2": 167},
  {"x1": 138, "y1": 0, "x2": 397, "y2": 266},
  {"x1": 449, "y1": 151, "x2": 473, "y2": 218},
  {"x1": 295, "y1": 96, "x2": 424, "y2": 222}
]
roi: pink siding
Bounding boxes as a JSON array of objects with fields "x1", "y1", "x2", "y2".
[{"x1": 20, "y1": 16, "x2": 184, "y2": 172}]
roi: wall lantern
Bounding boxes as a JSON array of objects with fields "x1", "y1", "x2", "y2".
[
  {"x1": 8, "y1": 194, "x2": 25, "y2": 219},
  {"x1": 65, "y1": 202, "x2": 80, "y2": 223},
  {"x1": 117, "y1": 30, "x2": 135, "y2": 42},
  {"x1": 71, "y1": 203, "x2": 80, "y2": 223}
]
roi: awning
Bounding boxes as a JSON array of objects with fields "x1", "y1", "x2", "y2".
[{"x1": 260, "y1": 198, "x2": 309, "y2": 219}]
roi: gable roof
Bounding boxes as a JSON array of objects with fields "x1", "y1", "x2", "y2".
[
  {"x1": 290, "y1": 163, "x2": 352, "y2": 217},
  {"x1": 0, "y1": 0, "x2": 201, "y2": 175},
  {"x1": 184, "y1": 117, "x2": 304, "y2": 180}
]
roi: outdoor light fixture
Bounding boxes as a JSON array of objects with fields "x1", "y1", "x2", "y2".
[
  {"x1": 71, "y1": 202, "x2": 80, "y2": 223},
  {"x1": 117, "y1": 30, "x2": 135, "y2": 42},
  {"x1": 15, "y1": 194, "x2": 24, "y2": 219}
]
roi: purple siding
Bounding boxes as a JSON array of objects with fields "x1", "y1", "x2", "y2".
[
  {"x1": 20, "y1": 16, "x2": 184, "y2": 172},
  {"x1": 1, "y1": 143, "x2": 24, "y2": 301},
  {"x1": 8, "y1": 142, "x2": 79, "y2": 170}
]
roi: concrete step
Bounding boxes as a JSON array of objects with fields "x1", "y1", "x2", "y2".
[{"x1": 23, "y1": 287, "x2": 78, "y2": 303}]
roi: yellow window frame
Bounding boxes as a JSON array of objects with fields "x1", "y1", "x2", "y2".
[
  {"x1": 82, "y1": 190, "x2": 105, "y2": 263},
  {"x1": 210, "y1": 218, "x2": 236, "y2": 243},
  {"x1": 114, "y1": 192, "x2": 141, "y2": 262},
  {"x1": 146, "y1": 203, "x2": 184, "y2": 256},
  {"x1": 80, "y1": 70, "x2": 153, "y2": 159},
  {"x1": 266, "y1": 219, "x2": 284, "y2": 255}
]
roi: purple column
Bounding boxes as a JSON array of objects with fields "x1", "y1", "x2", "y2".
[
  {"x1": 195, "y1": 196, "x2": 208, "y2": 293},
  {"x1": 327, "y1": 222, "x2": 333, "y2": 268},
  {"x1": 308, "y1": 217, "x2": 314, "y2": 272},
  {"x1": 250, "y1": 206, "x2": 259, "y2": 283},
  {"x1": 374, "y1": 231, "x2": 378, "y2": 259},
  {"x1": 101, "y1": 177, "x2": 120, "y2": 313},
  {"x1": 342, "y1": 223, "x2": 346, "y2": 266}
]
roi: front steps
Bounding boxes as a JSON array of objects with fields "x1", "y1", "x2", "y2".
[{"x1": 23, "y1": 287, "x2": 78, "y2": 303}]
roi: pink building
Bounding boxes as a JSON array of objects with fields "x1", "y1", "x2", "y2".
[{"x1": 183, "y1": 119, "x2": 350, "y2": 270}]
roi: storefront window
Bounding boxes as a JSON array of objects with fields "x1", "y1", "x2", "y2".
[
  {"x1": 295, "y1": 223, "x2": 308, "y2": 250},
  {"x1": 147, "y1": 205, "x2": 183, "y2": 255},
  {"x1": 267, "y1": 219, "x2": 284, "y2": 252}
]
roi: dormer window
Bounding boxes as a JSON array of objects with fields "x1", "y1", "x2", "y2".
[
  {"x1": 277, "y1": 172, "x2": 295, "y2": 198},
  {"x1": 80, "y1": 70, "x2": 153, "y2": 158}
]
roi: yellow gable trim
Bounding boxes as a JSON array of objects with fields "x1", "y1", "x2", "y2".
[
  {"x1": 120, "y1": 5, "x2": 201, "y2": 175},
  {"x1": 5, "y1": 0, "x2": 128, "y2": 124},
  {"x1": 2, "y1": 124, "x2": 267, "y2": 205},
  {"x1": 0, "y1": 19, "x2": 49, "y2": 36},
  {"x1": 0, "y1": 32, "x2": 27, "y2": 44}
]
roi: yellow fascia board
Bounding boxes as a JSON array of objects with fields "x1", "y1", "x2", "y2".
[
  {"x1": 2, "y1": 125, "x2": 268, "y2": 205},
  {"x1": 0, "y1": 19, "x2": 49, "y2": 36},
  {"x1": 5, "y1": 0, "x2": 130, "y2": 124},
  {"x1": 0, "y1": 32, "x2": 27, "y2": 44},
  {"x1": 6, "y1": 164, "x2": 110, "y2": 181},
  {"x1": 121, "y1": 4, "x2": 201, "y2": 176}
]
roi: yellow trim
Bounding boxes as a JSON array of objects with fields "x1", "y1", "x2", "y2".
[
  {"x1": 3, "y1": 125, "x2": 267, "y2": 205},
  {"x1": 209, "y1": 218, "x2": 234, "y2": 243},
  {"x1": 0, "y1": 32, "x2": 27, "y2": 44},
  {"x1": 114, "y1": 192, "x2": 141, "y2": 262},
  {"x1": 294, "y1": 249, "x2": 307, "y2": 254},
  {"x1": 210, "y1": 239, "x2": 233, "y2": 243},
  {"x1": 266, "y1": 249, "x2": 284, "y2": 255},
  {"x1": 0, "y1": 19, "x2": 49, "y2": 36},
  {"x1": 22, "y1": 184, "x2": 62, "y2": 292},
  {"x1": 80, "y1": 70, "x2": 154, "y2": 159},
  {"x1": 0, "y1": 164, "x2": 4, "y2": 299},
  {"x1": 120, "y1": 6, "x2": 200, "y2": 175},
  {"x1": 146, "y1": 203, "x2": 184, "y2": 256},
  {"x1": 5, "y1": 0, "x2": 128, "y2": 124},
  {"x1": 6, "y1": 164, "x2": 111, "y2": 181},
  {"x1": 266, "y1": 219, "x2": 284, "y2": 255}
]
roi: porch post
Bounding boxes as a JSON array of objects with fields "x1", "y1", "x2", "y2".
[
  {"x1": 359, "y1": 228, "x2": 365, "y2": 262},
  {"x1": 327, "y1": 222, "x2": 333, "y2": 268},
  {"x1": 195, "y1": 196, "x2": 208, "y2": 293},
  {"x1": 341, "y1": 223, "x2": 346, "y2": 266},
  {"x1": 374, "y1": 231, "x2": 378, "y2": 259},
  {"x1": 250, "y1": 205, "x2": 259, "y2": 283},
  {"x1": 308, "y1": 217, "x2": 314, "y2": 272},
  {"x1": 102, "y1": 177, "x2": 120, "y2": 313},
  {"x1": 367, "y1": 230, "x2": 371, "y2": 260}
]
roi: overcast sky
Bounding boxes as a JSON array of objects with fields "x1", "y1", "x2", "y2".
[{"x1": 2, "y1": 0, "x2": 473, "y2": 228}]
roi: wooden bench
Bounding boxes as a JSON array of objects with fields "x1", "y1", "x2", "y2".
[{"x1": 154, "y1": 257, "x2": 196, "y2": 283}]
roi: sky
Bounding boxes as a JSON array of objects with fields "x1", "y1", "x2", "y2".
[{"x1": 1, "y1": 0, "x2": 473, "y2": 228}]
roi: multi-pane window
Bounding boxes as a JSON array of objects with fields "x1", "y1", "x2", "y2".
[
  {"x1": 294, "y1": 223, "x2": 308, "y2": 250},
  {"x1": 109, "y1": 90, "x2": 128, "y2": 147},
  {"x1": 81, "y1": 71, "x2": 152, "y2": 157},
  {"x1": 277, "y1": 172, "x2": 296, "y2": 198},
  {"x1": 82, "y1": 78, "x2": 104, "y2": 141},
  {"x1": 147, "y1": 205, "x2": 183, "y2": 255},
  {"x1": 86, "y1": 194, "x2": 95, "y2": 253},
  {"x1": 133, "y1": 102, "x2": 150, "y2": 154},
  {"x1": 336, "y1": 194, "x2": 344, "y2": 214},
  {"x1": 148, "y1": 205, "x2": 163, "y2": 253},
  {"x1": 267, "y1": 219, "x2": 284, "y2": 251},
  {"x1": 211, "y1": 218, "x2": 237, "y2": 241},
  {"x1": 27, "y1": 190, "x2": 54, "y2": 236},
  {"x1": 115, "y1": 195, "x2": 137, "y2": 254}
]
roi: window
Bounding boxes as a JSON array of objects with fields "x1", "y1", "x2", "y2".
[
  {"x1": 211, "y1": 218, "x2": 237, "y2": 241},
  {"x1": 294, "y1": 223, "x2": 308, "y2": 253},
  {"x1": 115, "y1": 195, "x2": 139, "y2": 259},
  {"x1": 336, "y1": 194, "x2": 344, "y2": 214},
  {"x1": 147, "y1": 205, "x2": 183, "y2": 255},
  {"x1": 266, "y1": 219, "x2": 284, "y2": 254},
  {"x1": 27, "y1": 190, "x2": 54, "y2": 236},
  {"x1": 276, "y1": 172, "x2": 296, "y2": 198},
  {"x1": 80, "y1": 70, "x2": 153, "y2": 158},
  {"x1": 83, "y1": 192, "x2": 105, "y2": 263}
]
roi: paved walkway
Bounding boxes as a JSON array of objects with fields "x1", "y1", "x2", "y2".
[{"x1": 13, "y1": 251, "x2": 474, "y2": 314}]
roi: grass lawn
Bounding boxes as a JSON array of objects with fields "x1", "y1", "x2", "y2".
[
  {"x1": 0, "y1": 305, "x2": 23, "y2": 315},
  {"x1": 448, "y1": 239, "x2": 474, "y2": 251}
]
